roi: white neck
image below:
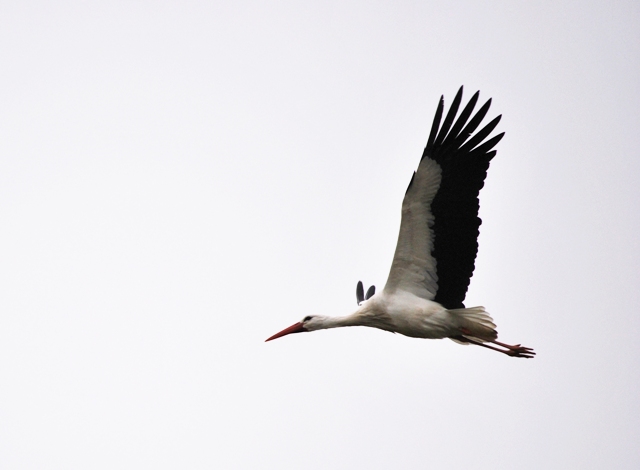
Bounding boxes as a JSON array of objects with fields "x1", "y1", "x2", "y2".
[
  {"x1": 308, "y1": 303, "x2": 392, "y2": 332},
  {"x1": 317, "y1": 314, "x2": 361, "y2": 330}
]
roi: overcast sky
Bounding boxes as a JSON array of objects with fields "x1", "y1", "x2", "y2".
[{"x1": 1, "y1": 1, "x2": 639, "y2": 469}]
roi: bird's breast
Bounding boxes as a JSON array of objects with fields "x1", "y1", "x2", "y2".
[{"x1": 377, "y1": 293, "x2": 457, "y2": 339}]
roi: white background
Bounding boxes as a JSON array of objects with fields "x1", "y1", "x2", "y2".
[{"x1": 1, "y1": 1, "x2": 639, "y2": 468}]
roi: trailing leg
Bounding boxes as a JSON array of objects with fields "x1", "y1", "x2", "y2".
[{"x1": 451, "y1": 334, "x2": 535, "y2": 358}]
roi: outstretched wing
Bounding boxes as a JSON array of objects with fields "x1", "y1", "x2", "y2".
[{"x1": 383, "y1": 87, "x2": 504, "y2": 308}]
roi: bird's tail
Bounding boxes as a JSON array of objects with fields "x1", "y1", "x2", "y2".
[{"x1": 449, "y1": 306, "x2": 498, "y2": 344}]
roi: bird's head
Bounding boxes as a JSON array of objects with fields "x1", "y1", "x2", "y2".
[{"x1": 265, "y1": 315, "x2": 327, "y2": 342}]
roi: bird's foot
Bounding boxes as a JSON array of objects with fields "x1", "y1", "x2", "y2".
[
  {"x1": 498, "y1": 343, "x2": 536, "y2": 359},
  {"x1": 454, "y1": 334, "x2": 536, "y2": 358},
  {"x1": 504, "y1": 344, "x2": 536, "y2": 359}
]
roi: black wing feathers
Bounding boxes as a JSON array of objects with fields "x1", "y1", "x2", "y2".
[
  {"x1": 468, "y1": 133, "x2": 505, "y2": 158},
  {"x1": 357, "y1": 281, "x2": 376, "y2": 304},
  {"x1": 356, "y1": 281, "x2": 364, "y2": 305},
  {"x1": 446, "y1": 91, "x2": 479, "y2": 150},
  {"x1": 432, "y1": 87, "x2": 463, "y2": 150},
  {"x1": 424, "y1": 86, "x2": 503, "y2": 309},
  {"x1": 365, "y1": 285, "x2": 376, "y2": 300},
  {"x1": 458, "y1": 115, "x2": 502, "y2": 155},
  {"x1": 453, "y1": 99, "x2": 492, "y2": 150}
]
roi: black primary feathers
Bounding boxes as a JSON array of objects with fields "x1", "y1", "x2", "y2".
[
  {"x1": 356, "y1": 281, "x2": 376, "y2": 305},
  {"x1": 365, "y1": 285, "x2": 376, "y2": 300},
  {"x1": 423, "y1": 86, "x2": 504, "y2": 309}
]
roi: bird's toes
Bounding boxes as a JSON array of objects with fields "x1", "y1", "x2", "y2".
[{"x1": 507, "y1": 346, "x2": 536, "y2": 358}]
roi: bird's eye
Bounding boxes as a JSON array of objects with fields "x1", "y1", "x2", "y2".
[{"x1": 303, "y1": 316, "x2": 313, "y2": 322}]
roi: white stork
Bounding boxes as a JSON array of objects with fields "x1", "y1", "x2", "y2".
[{"x1": 266, "y1": 87, "x2": 534, "y2": 358}]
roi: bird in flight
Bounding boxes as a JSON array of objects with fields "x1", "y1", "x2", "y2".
[{"x1": 266, "y1": 87, "x2": 534, "y2": 358}]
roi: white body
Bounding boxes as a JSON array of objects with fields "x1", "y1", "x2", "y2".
[
  {"x1": 305, "y1": 291, "x2": 493, "y2": 342},
  {"x1": 369, "y1": 291, "x2": 453, "y2": 339}
]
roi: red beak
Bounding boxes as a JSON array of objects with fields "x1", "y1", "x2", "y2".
[{"x1": 265, "y1": 322, "x2": 306, "y2": 342}]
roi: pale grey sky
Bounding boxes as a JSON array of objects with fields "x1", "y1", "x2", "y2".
[{"x1": 1, "y1": 1, "x2": 639, "y2": 469}]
